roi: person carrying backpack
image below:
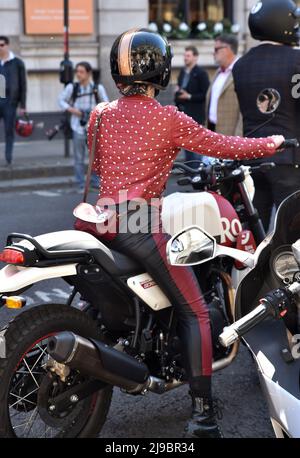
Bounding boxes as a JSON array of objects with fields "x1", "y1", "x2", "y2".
[{"x1": 59, "y1": 61, "x2": 109, "y2": 190}]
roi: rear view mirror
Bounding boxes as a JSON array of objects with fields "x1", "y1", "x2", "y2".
[
  {"x1": 167, "y1": 226, "x2": 256, "y2": 268},
  {"x1": 256, "y1": 88, "x2": 281, "y2": 115},
  {"x1": 167, "y1": 226, "x2": 216, "y2": 266}
]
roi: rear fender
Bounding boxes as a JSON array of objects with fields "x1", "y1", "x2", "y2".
[{"x1": 0, "y1": 263, "x2": 77, "y2": 294}]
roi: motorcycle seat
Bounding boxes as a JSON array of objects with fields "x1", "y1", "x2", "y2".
[{"x1": 29, "y1": 231, "x2": 143, "y2": 277}]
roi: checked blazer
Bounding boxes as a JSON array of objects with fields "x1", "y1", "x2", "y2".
[{"x1": 206, "y1": 68, "x2": 243, "y2": 136}]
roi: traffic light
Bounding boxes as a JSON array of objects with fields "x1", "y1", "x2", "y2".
[{"x1": 59, "y1": 58, "x2": 74, "y2": 85}]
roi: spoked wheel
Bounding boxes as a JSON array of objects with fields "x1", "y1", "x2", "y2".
[{"x1": 0, "y1": 304, "x2": 113, "y2": 438}]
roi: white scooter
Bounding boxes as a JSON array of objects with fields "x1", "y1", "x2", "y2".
[{"x1": 167, "y1": 190, "x2": 300, "y2": 438}]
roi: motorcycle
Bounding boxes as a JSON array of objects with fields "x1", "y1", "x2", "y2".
[
  {"x1": 0, "y1": 85, "x2": 297, "y2": 437},
  {"x1": 0, "y1": 164, "x2": 256, "y2": 437},
  {"x1": 168, "y1": 190, "x2": 300, "y2": 437},
  {"x1": 0, "y1": 145, "x2": 294, "y2": 439}
]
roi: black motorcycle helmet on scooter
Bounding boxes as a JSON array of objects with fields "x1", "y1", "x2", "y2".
[
  {"x1": 249, "y1": 0, "x2": 300, "y2": 46},
  {"x1": 110, "y1": 28, "x2": 173, "y2": 92}
]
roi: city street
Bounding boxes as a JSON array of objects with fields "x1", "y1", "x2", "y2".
[
  {"x1": 0, "y1": 187, "x2": 274, "y2": 438},
  {"x1": 0, "y1": 0, "x2": 299, "y2": 442}
]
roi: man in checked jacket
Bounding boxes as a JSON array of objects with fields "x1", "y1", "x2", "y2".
[
  {"x1": 233, "y1": 0, "x2": 300, "y2": 232},
  {"x1": 206, "y1": 34, "x2": 242, "y2": 137}
]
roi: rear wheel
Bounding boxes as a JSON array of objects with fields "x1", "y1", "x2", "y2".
[{"x1": 0, "y1": 303, "x2": 113, "y2": 438}]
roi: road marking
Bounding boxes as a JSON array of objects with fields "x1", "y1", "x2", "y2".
[
  {"x1": 33, "y1": 191, "x2": 60, "y2": 197},
  {"x1": 25, "y1": 287, "x2": 73, "y2": 305},
  {"x1": 17, "y1": 189, "x2": 78, "y2": 197}
]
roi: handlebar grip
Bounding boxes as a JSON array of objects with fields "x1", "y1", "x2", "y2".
[
  {"x1": 219, "y1": 304, "x2": 269, "y2": 347},
  {"x1": 218, "y1": 327, "x2": 239, "y2": 348},
  {"x1": 281, "y1": 139, "x2": 299, "y2": 148}
]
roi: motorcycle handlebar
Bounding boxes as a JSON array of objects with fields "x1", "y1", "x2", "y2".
[
  {"x1": 219, "y1": 304, "x2": 269, "y2": 347},
  {"x1": 173, "y1": 160, "x2": 276, "y2": 181},
  {"x1": 219, "y1": 282, "x2": 300, "y2": 348}
]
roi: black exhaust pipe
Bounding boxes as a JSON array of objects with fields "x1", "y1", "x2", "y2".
[{"x1": 47, "y1": 332, "x2": 149, "y2": 393}]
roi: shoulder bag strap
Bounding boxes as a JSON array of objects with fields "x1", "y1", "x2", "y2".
[
  {"x1": 83, "y1": 103, "x2": 109, "y2": 203},
  {"x1": 70, "y1": 82, "x2": 80, "y2": 106}
]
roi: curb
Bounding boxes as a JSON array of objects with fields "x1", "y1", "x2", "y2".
[
  {"x1": 0, "y1": 176, "x2": 76, "y2": 193},
  {"x1": 0, "y1": 164, "x2": 75, "y2": 181}
]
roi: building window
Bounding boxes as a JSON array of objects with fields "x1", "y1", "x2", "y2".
[{"x1": 149, "y1": 0, "x2": 235, "y2": 39}]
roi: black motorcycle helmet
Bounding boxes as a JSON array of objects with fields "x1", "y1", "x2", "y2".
[
  {"x1": 249, "y1": 0, "x2": 300, "y2": 46},
  {"x1": 110, "y1": 28, "x2": 172, "y2": 90}
]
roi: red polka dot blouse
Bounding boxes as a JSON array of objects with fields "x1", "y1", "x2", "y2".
[{"x1": 88, "y1": 94, "x2": 277, "y2": 204}]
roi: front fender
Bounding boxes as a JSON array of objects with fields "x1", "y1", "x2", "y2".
[{"x1": 0, "y1": 263, "x2": 77, "y2": 294}]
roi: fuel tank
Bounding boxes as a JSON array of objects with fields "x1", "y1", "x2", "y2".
[{"x1": 162, "y1": 191, "x2": 242, "y2": 247}]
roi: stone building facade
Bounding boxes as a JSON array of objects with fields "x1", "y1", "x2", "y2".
[{"x1": 0, "y1": 0, "x2": 284, "y2": 114}]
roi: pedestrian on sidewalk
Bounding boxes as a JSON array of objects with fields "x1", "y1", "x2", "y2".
[
  {"x1": 175, "y1": 46, "x2": 210, "y2": 167},
  {"x1": 0, "y1": 36, "x2": 27, "y2": 167},
  {"x1": 207, "y1": 34, "x2": 242, "y2": 137},
  {"x1": 58, "y1": 62, "x2": 109, "y2": 191}
]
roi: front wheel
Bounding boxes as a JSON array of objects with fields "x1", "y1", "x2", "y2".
[{"x1": 0, "y1": 303, "x2": 113, "y2": 438}]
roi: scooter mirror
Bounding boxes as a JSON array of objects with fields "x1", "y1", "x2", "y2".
[
  {"x1": 166, "y1": 226, "x2": 216, "y2": 266},
  {"x1": 256, "y1": 88, "x2": 281, "y2": 115}
]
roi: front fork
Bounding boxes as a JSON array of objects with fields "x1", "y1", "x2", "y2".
[{"x1": 237, "y1": 181, "x2": 266, "y2": 245}]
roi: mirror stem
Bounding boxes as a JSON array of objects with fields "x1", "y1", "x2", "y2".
[
  {"x1": 215, "y1": 245, "x2": 255, "y2": 268},
  {"x1": 245, "y1": 114, "x2": 275, "y2": 137}
]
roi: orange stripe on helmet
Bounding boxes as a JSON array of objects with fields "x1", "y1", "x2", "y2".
[{"x1": 118, "y1": 29, "x2": 140, "y2": 76}]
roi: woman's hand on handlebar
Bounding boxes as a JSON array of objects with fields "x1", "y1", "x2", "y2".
[
  {"x1": 270, "y1": 136, "x2": 299, "y2": 149},
  {"x1": 269, "y1": 135, "x2": 285, "y2": 149}
]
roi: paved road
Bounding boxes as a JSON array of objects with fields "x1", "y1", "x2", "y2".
[{"x1": 0, "y1": 187, "x2": 274, "y2": 438}]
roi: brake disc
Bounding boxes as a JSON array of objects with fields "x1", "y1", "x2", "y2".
[{"x1": 37, "y1": 373, "x2": 86, "y2": 430}]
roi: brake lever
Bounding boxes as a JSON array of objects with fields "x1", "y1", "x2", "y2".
[
  {"x1": 173, "y1": 162, "x2": 203, "y2": 174},
  {"x1": 251, "y1": 162, "x2": 276, "y2": 172}
]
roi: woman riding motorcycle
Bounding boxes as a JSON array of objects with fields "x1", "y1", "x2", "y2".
[{"x1": 75, "y1": 29, "x2": 284, "y2": 438}]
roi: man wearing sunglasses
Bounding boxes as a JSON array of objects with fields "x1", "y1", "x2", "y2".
[
  {"x1": 0, "y1": 36, "x2": 27, "y2": 167},
  {"x1": 206, "y1": 34, "x2": 242, "y2": 137}
]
